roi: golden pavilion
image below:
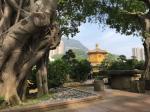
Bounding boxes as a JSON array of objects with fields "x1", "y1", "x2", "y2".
[{"x1": 88, "y1": 44, "x2": 107, "y2": 73}]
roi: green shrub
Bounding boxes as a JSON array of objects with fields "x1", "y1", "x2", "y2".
[
  {"x1": 0, "y1": 97, "x2": 4, "y2": 104},
  {"x1": 48, "y1": 60, "x2": 70, "y2": 88},
  {"x1": 101, "y1": 55, "x2": 145, "y2": 70},
  {"x1": 28, "y1": 66, "x2": 37, "y2": 89},
  {"x1": 71, "y1": 60, "x2": 92, "y2": 82}
]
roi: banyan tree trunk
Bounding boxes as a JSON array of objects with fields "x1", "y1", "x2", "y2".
[
  {"x1": 36, "y1": 52, "x2": 49, "y2": 97},
  {"x1": 18, "y1": 70, "x2": 31, "y2": 101},
  {"x1": 0, "y1": 0, "x2": 59, "y2": 105}
]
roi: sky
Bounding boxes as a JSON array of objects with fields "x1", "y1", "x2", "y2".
[{"x1": 73, "y1": 23, "x2": 143, "y2": 58}]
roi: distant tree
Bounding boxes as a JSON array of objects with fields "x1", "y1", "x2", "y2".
[
  {"x1": 126, "y1": 58, "x2": 139, "y2": 69},
  {"x1": 100, "y1": 53, "x2": 119, "y2": 70},
  {"x1": 52, "y1": 54, "x2": 64, "y2": 60},
  {"x1": 118, "y1": 55, "x2": 127, "y2": 62},
  {"x1": 72, "y1": 49, "x2": 88, "y2": 60},
  {"x1": 135, "y1": 60, "x2": 145, "y2": 70},
  {"x1": 62, "y1": 49, "x2": 79, "y2": 80},
  {"x1": 61, "y1": 49, "x2": 91, "y2": 82},
  {"x1": 96, "y1": 0, "x2": 149, "y2": 79},
  {"x1": 48, "y1": 60, "x2": 70, "y2": 88},
  {"x1": 62, "y1": 49, "x2": 76, "y2": 63},
  {"x1": 101, "y1": 54, "x2": 144, "y2": 70},
  {"x1": 71, "y1": 60, "x2": 92, "y2": 82}
]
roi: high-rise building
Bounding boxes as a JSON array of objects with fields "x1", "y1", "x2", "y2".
[
  {"x1": 49, "y1": 40, "x2": 65, "y2": 61},
  {"x1": 132, "y1": 48, "x2": 145, "y2": 61}
]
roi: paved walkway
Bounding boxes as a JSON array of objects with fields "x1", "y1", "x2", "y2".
[{"x1": 48, "y1": 89, "x2": 150, "y2": 112}]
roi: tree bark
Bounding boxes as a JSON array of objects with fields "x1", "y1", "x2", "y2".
[
  {"x1": 142, "y1": 12, "x2": 150, "y2": 80},
  {"x1": 0, "y1": 0, "x2": 59, "y2": 105},
  {"x1": 0, "y1": 1, "x2": 12, "y2": 34},
  {"x1": 0, "y1": 47, "x2": 22, "y2": 105},
  {"x1": 143, "y1": 38, "x2": 150, "y2": 79},
  {"x1": 36, "y1": 51, "x2": 49, "y2": 97},
  {"x1": 17, "y1": 70, "x2": 30, "y2": 101}
]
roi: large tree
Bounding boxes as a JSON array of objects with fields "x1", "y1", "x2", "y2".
[
  {"x1": 97, "y1": 0, "x2": 150, "y2": 79},
  {"x1": 0, "y1": 0, "x2": 102, "y2": 105},
  {"x1": 0, "y1": 0, "x2": 60, "y2": 105}
]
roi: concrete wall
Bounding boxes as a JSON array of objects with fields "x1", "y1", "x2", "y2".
[{"x1": 109, "y1": 75, "x2": 145, "y2": 93}]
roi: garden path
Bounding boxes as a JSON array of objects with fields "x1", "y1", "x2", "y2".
[{"x1": 48, "y1": 89, "x2": 150, "y2": 112}]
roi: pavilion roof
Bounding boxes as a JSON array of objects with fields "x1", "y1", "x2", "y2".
[
  {"x1": 88, "y1": 49, "x2": 107, "y2": 54},
  {"x1": 88, "y1": 44, "x2": 107, "y2": 54}
]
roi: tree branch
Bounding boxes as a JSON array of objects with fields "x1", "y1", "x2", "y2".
[
  {"x1": 30, "y1": 0, "x2": 35, "y2": 12},
  {"x1": 17, "y1": 22, "x2": 61, "y2": 84},
  {"x1": 17, "y1": 46, "x2": 49, "y2": 84},
  {"x1": 0, "y1": 0, "x2": 3, "y2": 19},
  {"x1": 15, "y1": 0, "x2": 23, "y2": 23},
  {"x1": 5, "y1": 0, "x2": 30, "y2": 17},
  {"x1": 120, "y1": 10, "x2": 146, "y2": 21},
  {"x1": 0, "y1": 2, "x2": 12, "y2": 33},
  {"x1": 120, "y1": 10, "x2": 145, "y2": 16}
]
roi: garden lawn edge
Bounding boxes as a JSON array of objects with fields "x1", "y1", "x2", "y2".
[{"x1": 1, "y1": 94, "x2": 102, "y2": 112}]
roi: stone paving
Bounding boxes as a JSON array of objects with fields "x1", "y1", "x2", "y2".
[
  {"x1": 49, "y1": 87, "x2": 94, "y2": 100},
  {"x1": 48, "y1": 89, "x2": 150, "y2": 112}
]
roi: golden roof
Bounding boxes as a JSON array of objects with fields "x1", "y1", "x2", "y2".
[{"x1": 88, "y1": 44, "x2": 107, "y2": 54}]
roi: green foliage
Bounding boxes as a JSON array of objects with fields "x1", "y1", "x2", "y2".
[
  {"x1": 62, "y1": 49, "x2": 78, "y2": 68},
  {"x1": 52, "y1": 54, "x2": 63, "y2": 60},
  {"x1": 62, "y1": 49, "x2": 75, "y2": 61},
  {"x1": 48, "y1": 60, "x2": 70, "y2": 88},
  {"x1": 100, "y1": 53, "x2": 119, "y2": 70},
  {"x1": 56, "y1": 0, "x2": 148, "y2": 37},
  {"x1": 71, "y1": 60, "x2": 92, "y2": 82},
  {"x1": 27, "y1": 66, "x2": 37, "y2": 90},
  {"x1": 62, "y1": 48, "x2": 88, "y2": 61},
  {"x1": 28, "y1": 49, "x2": 91, "y2": 89},
  {"x1": 134, "y1": 60, "x2": 145, "y2": 70},
  {"x1": 98, "y1": 0, "x2": 148, "y2": 36},
  {"x1": 101, "y1": 55, "x2": 144, "y2": 70},
  {"x1": 29, "y1": 66, "x2": 37, "y2": 84},
  {"x1": 118, "y1": 55, "x2": 127, "y2": 62},
  {"x1": 57, "y1": 0, "x2": 102, "y2": 37},
  {"x1": 62, "y1": 49, "x2": 91, "y2": 82},
  {"x1": 0, "y1": 97, "x2": 4, "y2": 104},
  {"x1": 29, "y1": 60, "x2": 70, "y2": 89},
  {"x1": 72, "y1": 49, "x2": 88, "y2": 60}
]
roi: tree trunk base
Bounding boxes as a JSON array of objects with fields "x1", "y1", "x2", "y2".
[{"x1": 7, "y1": 95, "x2": 21, "y2": 106}]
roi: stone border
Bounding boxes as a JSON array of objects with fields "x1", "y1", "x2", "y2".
[
  {"x1": 63, "y1": 81, "x2": 94, "y2": 87},
  {"x1": 1, "y1": 89, "x2": 102, "y2": 112}
]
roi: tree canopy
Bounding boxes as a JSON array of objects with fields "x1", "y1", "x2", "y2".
[
  {"x1": 57, "y1": 0, "x2": 149, "y2": 39},
  {"x1": 96, "y1": 0, "x2": 148, "y2": 36},
  {"x1": 100, "y1": 54, "x2": 144, "y2": 70},
  {"x1": 57, "y1": 0, "x2": 102, "y2": 36},
  {"x1": 95, "y1": 0, "x2": 149, "y2": 79}
]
